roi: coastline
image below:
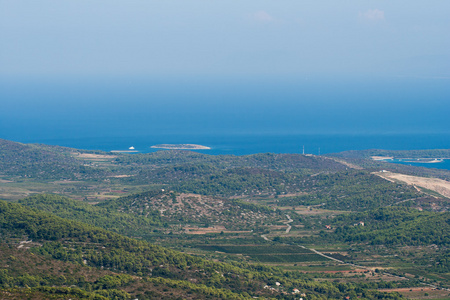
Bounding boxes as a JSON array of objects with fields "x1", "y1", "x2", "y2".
[
  {"x1": 371, "y1": 156, "x2": 446, "y2": 164},
  {"x1": 401, "y1": 159, "x2": 444, "y2": 164}
]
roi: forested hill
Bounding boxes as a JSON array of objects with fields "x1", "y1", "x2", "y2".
[
  {"x1": 97, "y1": 190, "x2": 278, "y2": 230},
  {"x1": 323, "y1": 207, "x2": 449, "y2": 247},
  {"x1": 0, "y1": 138, "x2": 348, "y2": 184},
  {"x1": 0, "y1": 138, "x2": 107, "y2": 180},
  {"x1": 0, "y1": 199, "x2": 403, "y2": 300},
  {"x1": 113, "y1": 151, "x2": 349, "y2": 172},
  {"x1": 2, "y1": 139, "x2": 449, "y2": 183},
  {"x1": 18, "y1": 194, "x2": 162, "y2": 238},
  {"x1": 276, "y1": 171, "x2": 420, "y2": 211},
  {"x1": 1, "y1": 138, "x2": 447, "y2": 297}
]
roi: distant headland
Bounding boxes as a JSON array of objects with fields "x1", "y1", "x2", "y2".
[{"x1": 151, "y1": 144, "x2": 211, "y2": 150}]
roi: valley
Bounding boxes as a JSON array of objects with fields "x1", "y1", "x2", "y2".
[{"x1": 0, "y1": 138, "x2": 449, "y2": 299}]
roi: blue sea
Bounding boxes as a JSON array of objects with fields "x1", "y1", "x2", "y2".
[
  {"x1": 388, "y1": 159, "x2": 450, "y2": 171},
  {"x1": 1, "y1": 75, "x2": 449, "y2": 169}
]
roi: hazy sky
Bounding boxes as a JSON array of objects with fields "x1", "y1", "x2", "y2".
[
  {"x1": 1, "y1": 1, "x2": 450, "y2": 143},
  {"x1": 1, "y1": 0, "x2": 449, "y2": 78}
]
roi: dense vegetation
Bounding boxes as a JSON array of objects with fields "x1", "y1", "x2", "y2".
[
  {"x1": 2, "y1": 139, "x2": 450, "y2": 298},
  {"x1": 171, "y1": 167, "x2": 299, "y2": 196},
  {"x1": 97, "y1": 190, "x2": 278, "y2": 229},
  {"x1": 0, "y1": 200, "x2": 405, "y2": 299},
  {"x1": 18, "y1": 194, "x2": 162, "y2": 238},
  {"x1": 321, "y1": 207, "x2": 449, "y2": 247},
  {"x1": 0, "y1": 139, "x2": 107, "y2": 180},
  {"x1": 114, "y1": 151, "x2": 348, "y2": 173},
  {"x1": 116, "y1": 153, "x2": 350, "y2": 196},
  {"x1": 277, "y1": 171, "x2": 419, "y2": 210},
  {"x1": 282, "y1": 207, "x2": 450, "y2": 274},
  {"x1": 127, "y1": 167, "x2": 420, "y2": 207}
]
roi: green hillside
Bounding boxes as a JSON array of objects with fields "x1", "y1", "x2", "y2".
[
  {"x1": 277, "y1": 171, "x2": 419, "y2": 210},
  {"x1": 1, "y1": 139, "x2": 449, "y2": 298},
  {"x1": 311, "y1": 207, "x2": 450, "y2": 248},
  {"x1": 0, "y1": 139, "x2": 106, "y2": 180},
  {"x1": 0, "y1": 200, "x2": 406, "y2": 299},
  {"x1": 18, "y1": 194, "x2": 162, "y2": 238}
]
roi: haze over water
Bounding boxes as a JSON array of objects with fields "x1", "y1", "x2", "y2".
[
  {"x1": 1, "y1": 76, "x2": 449, "y2": 159},
  {"x1": 1, "y1": 1, "x2": 449, "y2": 165}
]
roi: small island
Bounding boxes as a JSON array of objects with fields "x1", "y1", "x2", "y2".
[{"x1": 151, "y1": 144, "x2": 211, "y2": 150}]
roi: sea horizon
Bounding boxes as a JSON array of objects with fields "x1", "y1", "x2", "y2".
[
  {"x1": 1, "y1": 76, "x2": 449, "y2": 170},
  {"x1": 6, "y1": 131, "x2": 449, "y2": 155}
]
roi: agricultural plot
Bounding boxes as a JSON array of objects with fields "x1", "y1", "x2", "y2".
[
  {"x1": 196, "y1": 244, "x2": 330, "y2": 263},
  {"x1": 251, "y1": 253, "x2": 329, "y2": 263}
]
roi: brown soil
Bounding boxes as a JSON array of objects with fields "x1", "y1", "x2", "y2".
[
  {"x1": 375, "y1": 171, "x2": 450, "y2": 198},
  {"x1": 72, "y1": 153, "x2": 116, "y2": 160}
]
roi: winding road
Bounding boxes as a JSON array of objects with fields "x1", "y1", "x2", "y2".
[{"x1": 284, "y1": 214, "x2": 293, "y2": 233}]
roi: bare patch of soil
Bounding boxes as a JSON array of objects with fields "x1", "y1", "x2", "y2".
[
  {"x1": 375, "y1": 171, "x2": 450, "y2": 198},
  {"x1": 72, "y1": 152, "x2": 116, "y2": 160}
]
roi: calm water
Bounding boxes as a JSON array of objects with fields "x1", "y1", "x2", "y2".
[
  {"x1": 5, "y1": 132, "x2": 450, "y2": 170},
  {"x1": 1, "y1": 76, "x2": 449, "y2": 169},
  {"x1": 389, "y1": 159, "x2": 450, "y2": 171},
  {"x1": 24, "y1": 132, "x2": 450, "y2": 156}
]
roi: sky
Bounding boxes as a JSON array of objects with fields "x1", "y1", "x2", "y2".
[
  {"x1": 0, "y1": 1, "x2": 449, "y2": 145},
  {"x1": 1, "y1": 0, "x2": 450, "y2": 78}
]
